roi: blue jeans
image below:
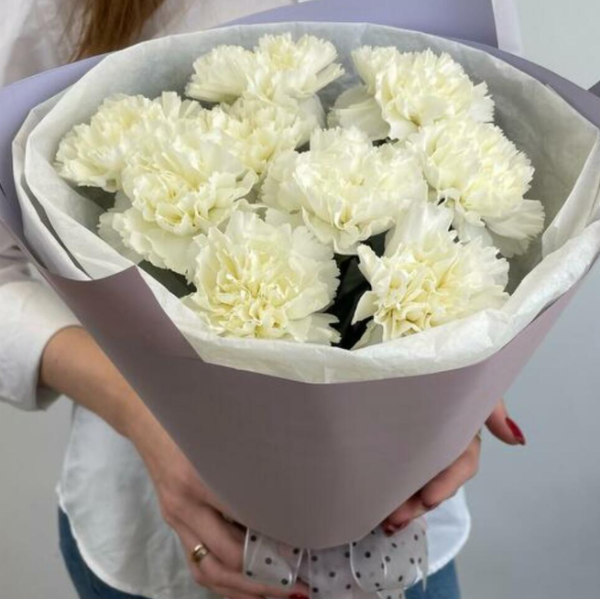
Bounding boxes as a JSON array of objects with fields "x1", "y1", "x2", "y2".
[{"x1": 59, "y1": 510, "x2": 461, "y2": 599}]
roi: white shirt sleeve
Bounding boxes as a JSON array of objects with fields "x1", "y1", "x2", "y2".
[
  {"x1": 0, "y1": 0, "x2": 80, "y2": 410},
  {"x1": 0, "y1": 223, "x2": 80, "y2": 411},
  {"x1": 0, "y1": 0, "x2": 74, "y2": 87}
]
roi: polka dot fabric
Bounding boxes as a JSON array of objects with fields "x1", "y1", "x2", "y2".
[
  {"x1": 306, "y1": 546, "x2": 365, "y2": 599},
  {"x1": 243, "y1": 532, "x2": 304, "y2": 588},
  {"x1": 350, "y1": 520, "x2": 428, "y2": 598},
  {"x1": 243, "y1": 519, "x2": 428, "y2": 599}
]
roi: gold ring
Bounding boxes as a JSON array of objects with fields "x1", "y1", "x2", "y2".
[{"x1": 191, "y1": 542, "x2": 210, "y2": 565}]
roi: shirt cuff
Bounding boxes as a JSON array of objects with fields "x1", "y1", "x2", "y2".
[{"x1": 0, "y1": 280, "x2": 80, "y2": 411}]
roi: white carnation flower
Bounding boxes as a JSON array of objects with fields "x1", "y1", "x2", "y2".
[
  {"x1": 330, "y1": 47, "x2": 494, "y2": 141},
  {"x1": 214, "y1": 96, "x2": 323, "y2": 175},
  {"x1": 153, "y1": 91, "x2": 206, "y2": 120},
  {"x1": 122, "y1": 138, "x2": 256, "y2": 235},
  {"x1": 249, "y1": 33, "x2": 344, "y2": 101},
  {"x1": 186, "y1": 34, "x2": 344, "y2": 105},
  {"x1": 185, "y1": 45, "x2": 257, "y2": 103},
  {"x1": 327, "y1": 86, "x2": 391, "y2": 142},
  {"x1": 327, "y1": 47, "x2": 400, "y2": 140},
  {"x1": 97, "y1": 192, "x2": 144, "y2": 262},
  {"x1": 184, "y1": 210, "x2": 340, "y2": 343},
  {"x1": 56, "y1": 92, "x2": 204, "y2": 192},
  {"x1": 410, "y1": 118, "x2": 544, "y2": 256},
  {"x1": 98, "y1": 128, "x2": 255, "y2": 274},
  {"x1": 353, "y1": 202, "x2": 509, "y2": 344},
  {"x1": 352, "y1": 46, "x2": 401, "y2": 94},
  {"x1": 99, "y1": 197, "x2": 194, "y2": 275},
  {"x1": 262, "y1": 127, "x2": 428, "y2": 254}
]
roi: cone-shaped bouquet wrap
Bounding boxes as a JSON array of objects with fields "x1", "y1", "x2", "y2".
[{"x1": 2, "y1": 6, "x2": 600, "y2": 598}]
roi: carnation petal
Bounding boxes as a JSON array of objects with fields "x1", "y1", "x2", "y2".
[
  {"x1": 186, "y1": 46, "x2": 256, "y2": 103},
  {"x1": 351, "y1": 46, "x2": 400, "y2": 94},
  {"x1": 487, "y1": 199, "x2": 546, "y2": 257},
  {"x1": 352, "y1": 291, "x2": 379, "y2": 324},
  {"x1": 107, "y1": 207, "x2": 194, "y2": 275},
  {"x1": 486, "y1": 199, "x2": 546, "y2": 240},
  {"x1": 385, "y1": 201, "x2": 454, "y2": 255},
  {"x1": 328, "y1": 86, "x2": 391, "y2": 141}
]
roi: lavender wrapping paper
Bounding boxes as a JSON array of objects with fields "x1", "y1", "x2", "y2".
[
  {"x1": 1, "y1": 0, "x2": 600, "y2": 551},
  {"x1": 233, "y1": 0, "x2": 523, "y2": 55}
]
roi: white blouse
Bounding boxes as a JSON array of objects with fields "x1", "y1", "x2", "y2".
[{"x1": 0, "y1": 0, "x2": 474, "y2": 597}]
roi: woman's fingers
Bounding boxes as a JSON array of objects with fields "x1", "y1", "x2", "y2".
[
  {"x1": 178, "y1": 502, "x2": 246, "y2": 571},
  {"x1": 385, "y1": 398, "x2": 526, "y2": 534},
  {"x1": 485, "y1": 398, "x2": 527, "y2": 445},
  {"x1": 158, "y1": 459, "x2": 309, "y2": 598},
  {"x1": 383, "y1": 493, "x2": 429, "y2": 532},
  {"x1": 191, "y1": 477, "x2": 239, "y2": 521},
  {"x1": 176, "y1": 515, "x2": 309, "y2": 598},
  {"x1": 385, "y1": 436, "x2": 481, "y2": 530},
  {"x1": 418, "y1": 435, "x2": 481, "y2": 509}
]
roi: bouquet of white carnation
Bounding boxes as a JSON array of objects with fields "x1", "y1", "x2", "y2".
[
  {"x1": 7, "y1": 19, "x2": 600, "y2": 596},
  {"x1": 54, "y1": 33, "x2": 543, "y2": 350}
]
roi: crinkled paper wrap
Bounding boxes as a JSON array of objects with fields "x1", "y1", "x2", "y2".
[
  {"x1": 8, "y1": 22, "x2": 600, "y2": 550},
  {"x1": 17, "y1": 22, "x2": 600, "y2": 383}
]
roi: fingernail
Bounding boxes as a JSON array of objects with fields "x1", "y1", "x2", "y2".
[
  {"x1": 425, "y1": 502, "x2": 441, "y2": 511},
  {"x1": 290, "y1": 594, "x2": 309, "y2": 599},
  {"x1": 383, "y1": 520, "x2": 409, "y2": 536},
  {"x1": 506, "y1": 417, "x2": 527, "y2": 445}
]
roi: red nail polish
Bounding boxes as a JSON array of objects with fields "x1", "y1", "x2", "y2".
[
  {"x1": 506, "y1": 417, "x2": 527, "y2": 445},
  {"x1": 290, "y1": 594, "x2": 309, "y2": 599}
]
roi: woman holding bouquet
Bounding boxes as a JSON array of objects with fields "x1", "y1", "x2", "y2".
[{"x1": 0, "y1": 1, "x2": 526, "y2": 598}]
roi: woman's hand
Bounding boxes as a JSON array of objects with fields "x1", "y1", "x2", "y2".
[
  {"x1": 382, "y1": 399, "x2": 527, "y2": 534},
  {"x1": 128, "y1": 406, "x2": 310, "y2": 599},
  {"x1": 41, "y1": 327, "x2": 309, "y2": 599}
]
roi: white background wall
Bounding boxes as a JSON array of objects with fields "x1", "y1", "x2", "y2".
[{"x1": 2, "y1": 1, "x2": 600, "y2": 597}]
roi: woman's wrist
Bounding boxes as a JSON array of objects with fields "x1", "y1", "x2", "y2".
[{"x1": 124, "y1": 398, "x2": 174, "y2": 471}]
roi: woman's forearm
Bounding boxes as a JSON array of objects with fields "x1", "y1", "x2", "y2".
[
  {"x1": 39, "y1": 325, "x2": 184, "y2": 485},
  {"x1": 38, "y1": 325, "x2": 306, "y2": 599},
  {"x1": 39, "y1": 325, "x2": 153, "y2": 440}
]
